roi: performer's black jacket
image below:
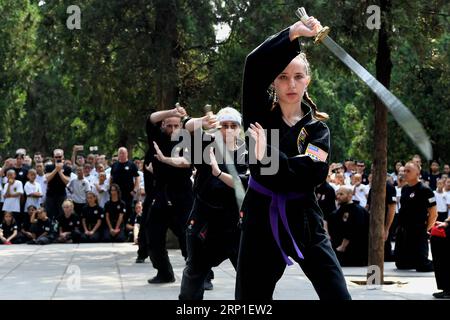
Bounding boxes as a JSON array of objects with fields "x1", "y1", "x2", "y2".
[
  {"x1": 190, "y1": 133, "x2": 248, "y2": 231},
  {"x1": 242, "y1": 27, "x2": 330, "y2": 194},
  {"x1": 316, "y1": 181, "x2": 337, "y2": 221},
  {"x1": 146, "y1": 113, "x2": 193, "y2": 204}
]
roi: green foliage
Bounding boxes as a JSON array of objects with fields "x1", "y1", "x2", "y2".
[{"x1": 0, "y1": 0, "x2": 447, "y2": 170}]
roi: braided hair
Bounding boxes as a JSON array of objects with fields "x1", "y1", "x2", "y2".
[{"x1": 295, "y1": 53, "x2": 329, "y2": 121}]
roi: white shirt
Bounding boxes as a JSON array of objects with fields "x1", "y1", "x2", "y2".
[
  {"x1": 92, "y1": 181, "x2": 110, "y2": 208},
  {"x1": 24, "y1": 181, "x2": 43, "y2": 210},
  {"x1": 395, "y1": 186, "x2": 404, "y2": 214},
  {"x1": 2, "y1": 180, "x2": 24, "y2": 212},
  {"x1": 35, "y1": 174, "x2": 47, "y2": 205},
  {"x1": 446, "y1": 191, "x2": 450, "y2": 217},
  {"x1": 434, "y1": 191, "x2": 447, "y2": 213},
  {"x1": 66, "y1": 178, "x2": 91, "y2": 204},
  {"x1": 352, "y1": 184, "x2": 369, "y2": 208}
]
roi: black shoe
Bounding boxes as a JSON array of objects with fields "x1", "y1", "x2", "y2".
[
  {"x1": 433, "y1": 291, "x2": 450, "y2": 299},
  {"x1": 204, "y1": 279, "x2": 214, "y2": 291},
  {"x1": 135, "y1": 257, "x2": 146, "y2": 263},
  {"x1": 416, "y1": 263, "x2": 434, "y2": 272},
  {"x1": 147, "y1": 275, "x2": 175, "y2": 284}
]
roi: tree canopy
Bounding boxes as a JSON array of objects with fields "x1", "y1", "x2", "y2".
[{"x1": 0, "y1": 0, "x2": 448, "y2": 166}]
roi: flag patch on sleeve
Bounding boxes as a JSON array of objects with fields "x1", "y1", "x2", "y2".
[
  {"x1": 429, "y1": 197, "x2": 436, "y2": 203},
  {"x1": 305, "y1": 143, "x2": 328, "y2": 162}
]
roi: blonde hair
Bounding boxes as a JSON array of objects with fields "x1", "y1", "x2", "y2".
[{"x1": 62, "y1": 199, "x2": 74, "y2": 209}]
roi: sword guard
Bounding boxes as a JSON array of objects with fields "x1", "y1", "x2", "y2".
[{"x1": 314, "y1": 26, "x2": 330, "y2": 43}]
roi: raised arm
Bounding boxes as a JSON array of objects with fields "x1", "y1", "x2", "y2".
[{"x1": 149, "y1": 106, "x2": 186, "y2": 124}]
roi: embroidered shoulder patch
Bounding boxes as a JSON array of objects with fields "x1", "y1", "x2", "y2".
[
  {"x1": 305, "y1": 143, "x2": 328, "y2": 162},
  {"x1": 297, "y1": 128, "x2": 309, "y2": 154},
  {"x1": 428, "y1": 197, "x2": 436, "y2": 203}
]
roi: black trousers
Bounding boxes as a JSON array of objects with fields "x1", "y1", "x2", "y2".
[
  {"x1": 148, "y1": 195, "x2": 192, "y2": 279},
  {"x1": 45, "y1": 195, "x2": 66, "y2": 221},
  {"x1": 235, "y1": 190, "x2": 351, "y2": 300},
  {"x1": 80, "y1": 230, "x2": 101, "y2": 243},
  {"x1": 103, "y1": 227, "x2": 126, "y2": 242},
  {"x1": 395, "y1": 226, "x2": 431, "y2": 270},
  {"x1": 431, "y1": 233, "x2": 450, "y2": 291},
  {"x1": 136, "y1": 196, "x2": 152, "y2": 259},
  {"x1": 179, "y1": 223, "x2": 240, "y2": 300}
]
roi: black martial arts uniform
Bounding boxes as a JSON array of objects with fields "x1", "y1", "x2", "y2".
[
  {"x1": 431, "y1": 223, "x2": 450, "y2": 295},
  {"x1": 367, "y1": 182, "x2": 397, "y2": 261},
  {"x1": 56, "y1": 213, "x2": 82, "y2": 243},
  {"x1": 315, "y1": 181, "x2": 337, "y2": 223},
  {"x1": 30, "y1": 218, "x2": 53, "y2": 245},
  {"x1": 0, "y1": 221, "x2": 19, "y2": 244},
  {"x1": 146, "y1": 114, "x2": 194, "y2": 282},
  {"x1": 328, "y1": 202, "x2": 370, "y2": 266},
  {"x1": 236, "y1": 28, "x2": 351, "y2": 300},
  {"x1": 103, "y1": 200, "x2": 127, "y2": 242},
  {"x1": 80, "y1": 205, "x2": 104, "y2": 243},
  {"x1": 179, "y1": 135, "x2": 248, "y2": 300},
  {"x1": 136, "y1": 125, "x2": 156, "y2": 262},
  {"x1": 395, "y1": 181, "x2": 436, "y2": 271}
]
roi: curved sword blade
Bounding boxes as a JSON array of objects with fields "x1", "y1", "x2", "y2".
[{"x1": 321, "y1": 36, "x2": 433, "y2": 160}]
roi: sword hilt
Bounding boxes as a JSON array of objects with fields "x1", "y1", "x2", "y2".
[
  {"x1": 295, "y1": 7, "x2": 330, "y2": 44},
  {"x1": 203, "y1": 104, "x2": 221, "y2": 132}
]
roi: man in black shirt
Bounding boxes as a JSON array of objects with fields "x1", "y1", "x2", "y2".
[
  {"x1": 13, "y1": 153, "x2": 29, "y2": 186},
  {"x1": 146, "y1": 106, "x2": 194, "y2": 284},
  {"x1": 110, "y1": 147, "x2": 140, "y2": 221},
  {"x1": 45, "y1": 149, "x2": 71, "y2": 221},
  {"x1": 395, "y1": 161, "x2": 437, "y2": 272}
]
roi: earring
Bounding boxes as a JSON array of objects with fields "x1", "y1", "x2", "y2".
[{"x1": 271, "y1": 87, "x2": 278, "y2": 109}]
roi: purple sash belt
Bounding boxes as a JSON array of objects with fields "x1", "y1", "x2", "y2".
[{"x1": 248, "y1": 176, "x2": 305, "y2": 266}]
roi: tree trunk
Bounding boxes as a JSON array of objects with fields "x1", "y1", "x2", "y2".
[
  {"x1": 368, "y1": 0, "x2": 392, "y2": 285},
  {"x1": 154, "y1": 0, "x2": 180, "y2": 111}
]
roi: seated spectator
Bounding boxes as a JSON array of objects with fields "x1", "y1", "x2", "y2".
[
  {"x1": 56, "y1": 200, "x2": 82, "y2": 243},
  {"x1": 80, "y1": 192, "x2": 104, "y2": 243},
  {"x1": 0, "y1": 212, "x2": 19, "y2": 244},
  {"x1": 28, "y1": 208, "x2": 54, "y2": 245},
  {"x1": 328, "y1": 186, "x2": 370, "y2": 266},
  {"x1": 19, "y1": 205, "x2": 37, "y2": 243},
  {"x1": 103, "y1": 184, "x2": 126, "y2": 242},
  {"x1": 126, "y1": 201, "x2": 143, "y2": 244}
]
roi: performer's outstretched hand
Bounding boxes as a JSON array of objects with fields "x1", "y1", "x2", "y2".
[
  {"x1": 248, "y1": 122, "x2": 266, "y2": 162},
  {"x1": 153, "y1": 141, "x2": 167, "y2": 163}
]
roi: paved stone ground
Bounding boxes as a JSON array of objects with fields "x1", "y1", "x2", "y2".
[{"x1": 0, "y1": 243, "x2": 438, "y2": 300}]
